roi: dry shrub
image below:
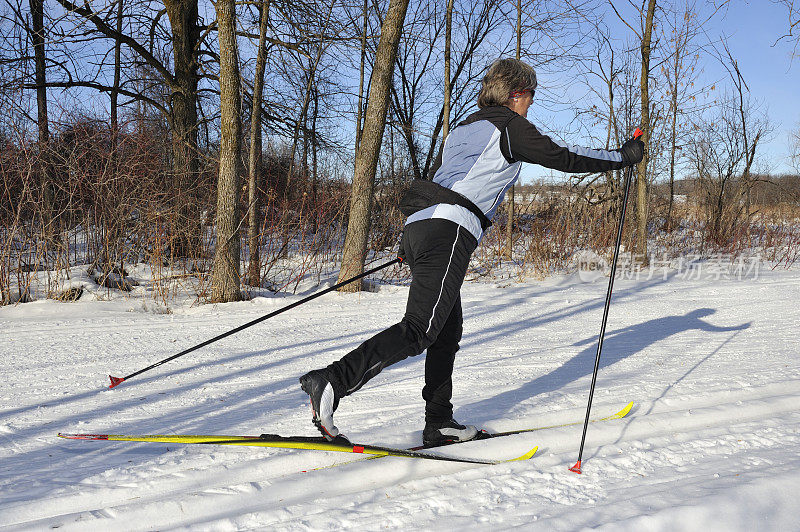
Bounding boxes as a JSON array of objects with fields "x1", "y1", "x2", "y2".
[
  {"x1": 0, "y1": 113, "x2": 357, "y2": 305},
  {"x1": 235, "y1": 150, "x2": 353, "y2": 296},
  {"x1": 470, "y1": 188, "x2": 627, "y2": 280},
  {"x1": 3, "y1": 111, "x2": 799, "y2": 308}
]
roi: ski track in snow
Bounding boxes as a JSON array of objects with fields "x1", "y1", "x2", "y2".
[{"x1": 1, "y1": 268, "x2": 799, "y2": 530}]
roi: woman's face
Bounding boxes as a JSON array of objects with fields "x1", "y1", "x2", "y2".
[{"x1": 507, "y1": 90, "x2": 533, "y2": 117}]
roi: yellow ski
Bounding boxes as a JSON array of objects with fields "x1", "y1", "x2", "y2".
[
  {"x1": 57, "y1": 433, "x2": 537, "y2": 465},
  {"x1": 492, "y1": 400, "x2": 634, "y2": 437}
]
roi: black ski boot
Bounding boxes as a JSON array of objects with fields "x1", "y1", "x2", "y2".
[
  {"x1": 422, "y1": 418, "x2": 485, "y2": 447},
  {"x1": 299, "y1": 370, "x2": 340, "y2": 441}
]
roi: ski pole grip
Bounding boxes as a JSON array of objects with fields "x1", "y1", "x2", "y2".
[{"x1": 633, "y1": 128, "x2": 643, "y2": 139}]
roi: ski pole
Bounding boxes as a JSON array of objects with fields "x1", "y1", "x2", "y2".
[
  {"x1": 108, "y1": 257, "x2": 402, "y2": 388},
  {"x1": 569, "y1": 128, "x2": 642, "y2": 474}
]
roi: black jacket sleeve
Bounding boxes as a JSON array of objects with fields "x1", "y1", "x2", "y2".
[{"x1": 499, "y1": 115, "x2": 628, "y2": 173}]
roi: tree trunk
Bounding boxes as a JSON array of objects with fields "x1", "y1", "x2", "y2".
[
  {"x1": 246, "y1": 0, "x2": 271, "y2": 287},
  {"x1": 356, "y1": 0, "x2": 369, "y2": 151},
  {"x1": 29, "y1": 0, "x2": 48, "y2": 147},
  {"x1": 736, "y1": 78, "x2": 758, "y2": 221},
  {"x1": 165, "y1": 0, "x2": 201, "y2": 257},
  {"x1": 666, "y1": 29, "x2": 680, "y2": 233},
  {"x1": 210, "y1": 0, "x2": 242, "y2": 303},
  {"x1": 103, "y1": 0, "x2": 124, "y2": 274},
  {"x1": 287, "y1": 53, "x2": 321, "y2": 184},
  {"x1": 442, "y1": 0, "x2": 454, "y2": 140},
  {"x1": 29, "y1": 0, "x2": 54, "y2": 240},
  {"x1": 666, "y1": 75, "x2": 678, "y2": 232},
  {"x1": 605, "y1": 61, "x2": 619, "y2": 221},
  {"x1": 287, "y1": 4, "x2": 333, "y2": 187},
  {"x1": 311, "y1": 87, "x2": 319, "y2": 233},
  {"x1": 636, "y1": 0, "x2": 657, "y2": 265},
  {"x1": 666, "y1": 10, "x2": 687, "y2": 233},
  {"x1": 504, "y1": 0, "x2": 522, "y2": 260},
  {"x1": 741, "y1": 131, "x2": 761, "y2": 219},
  {"x1": 399, "y1": 119, "x2": 423, "y2": 181},
  {"x1": 337, "y1": 0, "x2": 411, "y2": 292},
  {"x1": 111, "y1": 0, "x2": 123, "y2": 143}
]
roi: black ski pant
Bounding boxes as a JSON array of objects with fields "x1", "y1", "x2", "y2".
[{"x1": 325, "y1": 218, "x2": 477, "y2": 423}]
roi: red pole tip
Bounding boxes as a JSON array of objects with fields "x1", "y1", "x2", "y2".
[
  {"x1": 633, "y1": 128, "x2": 644, "y2": 139},
  {"x1": 569, "y1": 460, "x2": 582, "y2": 474},
  {"x1": 108, "y1": 376, "x2": 125, "y2": 388}
]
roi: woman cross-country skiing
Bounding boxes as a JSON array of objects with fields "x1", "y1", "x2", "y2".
[{"x1": 300, "y1": 58, "x2": 644, "y2": 446}]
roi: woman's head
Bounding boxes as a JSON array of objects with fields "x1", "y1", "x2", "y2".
[{"x1": 477, "y1": 58, "x2": 537, "y2": 113}]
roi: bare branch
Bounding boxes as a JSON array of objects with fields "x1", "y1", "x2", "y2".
[{"x1": 54, "y1": 0, "x2": 176, "y2": 88}]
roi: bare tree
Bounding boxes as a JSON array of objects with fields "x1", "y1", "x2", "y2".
[
  {"x1": 503, "y1": 0, "x2": 601, "y2": 258},
  {"x1": 163, "y1": 0, "x2": 202, "y2": 256},
  {"x1": 110, "y1": 0, "x2": 124, "y2": 141},
  {"x1": 389, "y1": 0, "x2": 500, "y2": 182},
  {"x1": 720, "y1": 41, "x2": 764, "y2": 218},
  {"x1": 286, "y1": 3, "x2": 335, "y2": 185},
  {"x1": 775, "y1": 0, "x2": 799, "y2": 59},
  {"x1": 210, "y1": 0, "x2": 242, "y2": 303},
  {"x1": 503, "y1": 0, "x2": 522, "y2": 261},
  {"x1": 245, "y1": 0, "x2": 271, "y2": 287},
  {"x1": 27, "y1": 0, "x2": 47, "y2": 145},
  {"x1": 568, "y1": 22, "x2": 628, "y2": 218},
  {"x1": 337, "y1": 0, "x2": 410, "y2": 292},
  {"x1": 355, "y1": 0, "x2": 370, "y2": 151},
  {"x1": 52, "y1": 0, "x2": 204, "y2": 256},
  {"x1": 662, "y1": 3, "x2": 703, "y2": 230},
  {"x1": 388, "y1": 0, "x2": 444, "y2": 181},
  {"x1": 611, "y1": 0, "x2": 658, "y2": 263},
  {"x1": 689, "y1": 87, "x2": 767, "y2": 244},
  {"x1": 442, "y1": 0, "x2": 454, "y2": 139},
  {"x1": 27, "y1": 0, "x2": 54, "y2": 239},
  {"x1": 637, "y1": 0, "x2": 657, "y2": 263}
]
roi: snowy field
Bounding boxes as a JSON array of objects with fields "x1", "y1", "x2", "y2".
[{"x1": 1, "y1": 261, "x2": 799, "y2": 530}]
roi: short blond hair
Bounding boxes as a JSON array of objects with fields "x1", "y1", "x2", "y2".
[{"x1": 477, "y1": 58, "x2": 537, "y2": 108}]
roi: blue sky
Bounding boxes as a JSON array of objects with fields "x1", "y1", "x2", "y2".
[
  {"x1": 520, "y1": 0, "x2": 799, "y2": 183},
  {"x1": 709, "y1": 1, "x2": 798, "y2": 172}
]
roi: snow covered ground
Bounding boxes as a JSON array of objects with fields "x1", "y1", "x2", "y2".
[{"x1": 1, "y1": 261, "x2": 799, "y2": 530}]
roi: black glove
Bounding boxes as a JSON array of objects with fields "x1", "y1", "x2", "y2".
[{"x1": 619, "y1": 137, "x2": 644, "y2": 166}]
